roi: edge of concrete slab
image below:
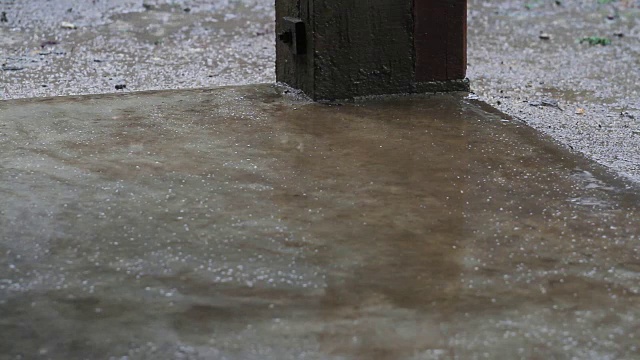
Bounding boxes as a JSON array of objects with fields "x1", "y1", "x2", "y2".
[{"x1": 0, "y1": 82, "x2": 637, "y2": 196}]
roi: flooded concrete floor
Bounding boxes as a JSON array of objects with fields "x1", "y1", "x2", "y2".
[
  {"x1": 1, "y1": 84, "x2": 639, "y2": 359},
  {"x1": 2, "y1": 0, "x2": 639, "y2": 184}
]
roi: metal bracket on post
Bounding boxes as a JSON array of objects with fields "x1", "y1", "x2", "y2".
[{"x1": 278, "y1": 17, "x2": 306, "y2": 55}]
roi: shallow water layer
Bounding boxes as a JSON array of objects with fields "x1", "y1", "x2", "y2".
[{"x1": 0, "y1": 85, "x2": 639, "y2": 359}]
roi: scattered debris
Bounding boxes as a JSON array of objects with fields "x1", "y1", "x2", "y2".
[
  {"x1": 579, "y1": 37, "x2": 611, "y2": 46},
  {"x1": 40, "y1": 40, "x2": 59, "y2": 48},
  {"x1": 575, "y1": 108, "x2": 586, "y2": 115},
  {"x1": 621, "y1": 111, "x2": 635, "y2": 119},
  {"x1": 1, "y1": 65, "x2": 24, "y2": 71},
  {"x1": 539, "y1": 32, "x2": 551, "y2": 40},
  {"x1": 61, "y1": 21, "x2": 77, "y2": 30},
  {"x1": 115, "y1": 84, "x2": 127, "y2": 90},
  {"x1": 529, "y1": 99, "x2": 563, "y2": 110},
  {"x1": 524, "y1": 1, "x2": 540, "y2": 10}
]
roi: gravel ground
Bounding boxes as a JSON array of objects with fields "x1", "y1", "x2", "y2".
[
  {"x1": 0, "y1": 0, "x2": 275, "y2": 97},
  {"x1": 468, "y1": 0, "x2": 640, "y2": 184},
  {"x1": 1, "y1": 0, "x2": 639, "y2": 183}
]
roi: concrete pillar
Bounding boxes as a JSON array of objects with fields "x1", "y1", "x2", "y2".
[{"x1": 276, "y1": 0, "x2": 468, "y2": 101}]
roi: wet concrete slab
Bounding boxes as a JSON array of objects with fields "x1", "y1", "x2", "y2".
[{"x1": 0, "y1": 84, "x2": 639, "y2": 359}]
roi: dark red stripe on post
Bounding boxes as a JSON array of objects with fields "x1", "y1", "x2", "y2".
[
  {"x1": 446, "y1": 0, "x2": 467, "y2": 80},
  {"x1": 414, "y1": 0, "x2": 467, "y2": 82}
]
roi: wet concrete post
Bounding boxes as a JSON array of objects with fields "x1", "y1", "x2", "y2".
[{"x1": 275, "y1": 0, "x2": 469, "y2": 101}]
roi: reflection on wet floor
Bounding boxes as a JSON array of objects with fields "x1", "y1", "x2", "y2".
[{"x1": 0, "y1": 84, "x2": 639, "y2": 359}]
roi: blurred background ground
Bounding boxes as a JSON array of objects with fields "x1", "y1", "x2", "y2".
[
  {"x1": 0, "y1": 0, "x2": 275, "y2": 97},
  {"x1": 1, "y1": 0, "x2": 639, "y2": 183}
]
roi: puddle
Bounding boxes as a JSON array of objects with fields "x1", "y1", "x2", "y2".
[{"x1": 1, "y1": 85, "x2": 639, "y2": 359}]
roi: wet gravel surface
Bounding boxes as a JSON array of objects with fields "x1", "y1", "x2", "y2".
[
  {"x1": 468, "y1": 0, "x2": 640, "y2": 183},
  {"x1": 1, "y1": 0, "x2": 639, "y2": 183},
  {"x1": 0, "y1": 0, "x2": 275, "y2": 97}
]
